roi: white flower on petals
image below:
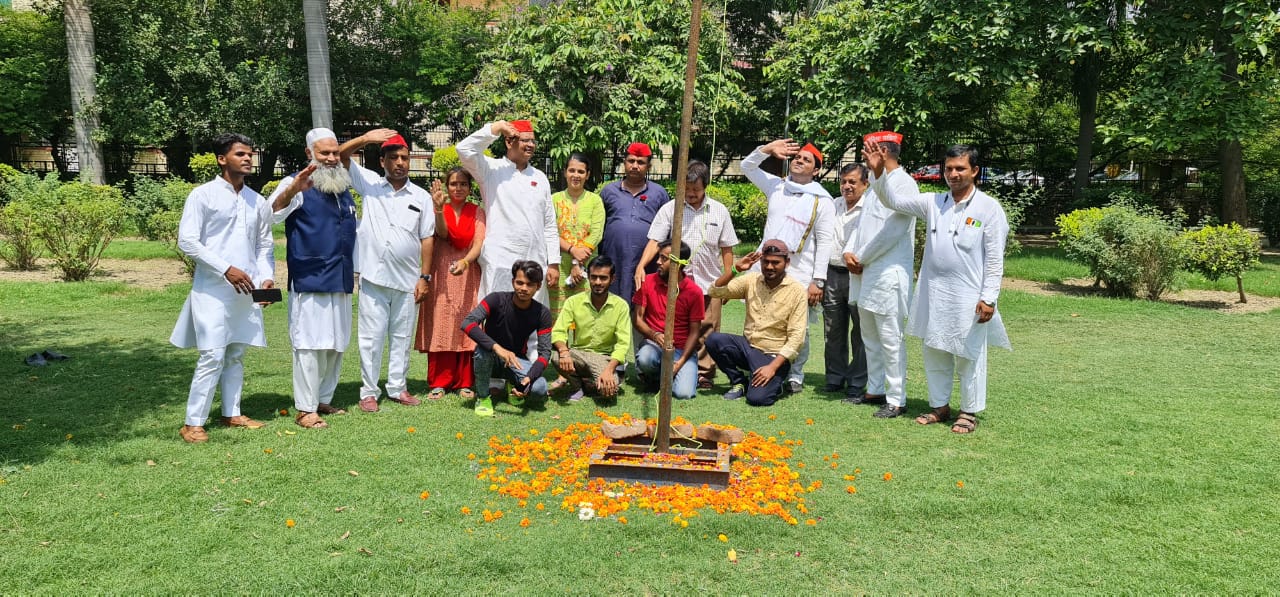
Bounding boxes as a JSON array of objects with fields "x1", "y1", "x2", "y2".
[{"x1": 578, "y1": 507, "x2": 596, "y2": 521}]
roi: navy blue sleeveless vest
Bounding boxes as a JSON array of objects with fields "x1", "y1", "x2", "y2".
[{"x1": 284, "y1": 174, "x2": 357, "y2": 293}]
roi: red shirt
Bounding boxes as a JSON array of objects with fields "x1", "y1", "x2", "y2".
[{"x1": 632, "y1": 272, "x2": 706, "y2": 347}]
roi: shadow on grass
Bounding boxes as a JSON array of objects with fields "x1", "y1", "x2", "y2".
[{"x1": 0, "y1": 320, "x2": 194, "y2": 466}]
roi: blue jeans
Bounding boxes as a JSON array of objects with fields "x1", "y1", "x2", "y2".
[
  {"x1": 473, "y1": 347, "x2": 548, "y2": 399},
  {"x1": 636, "y1": 341, "x2": 698, "y2": 399}
]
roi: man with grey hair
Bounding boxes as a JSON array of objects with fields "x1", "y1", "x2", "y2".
[{"x1": 269, "y1": 127, "x2": 357, "y2": 429}]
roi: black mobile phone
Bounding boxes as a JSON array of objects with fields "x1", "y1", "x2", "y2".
[{"x1": 251, "y1": 288, "x2": 283, "y2": 303}]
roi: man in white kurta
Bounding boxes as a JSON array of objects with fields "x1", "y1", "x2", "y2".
[
  {"x1": 844, "y1": 132, "x2": 916, "y2": 418},
  {"x1": 339, "y1": 129, "x2": 434, "y2": 412},
  {"x1": 866, "y1": 141, "x2": 1011, "y2": 434},
  {"x1": 456, "y1": 119, "x2": 560, "y2": 310},
  {"x1": 171, "y1": 133, "x2": 274, "y2": 443},
  {"x1": 742, "y1": 139, "x2": 836, "y2": 393},
  {"x1": 270, "y1": 128, "x2": 357, "y2": 428}
]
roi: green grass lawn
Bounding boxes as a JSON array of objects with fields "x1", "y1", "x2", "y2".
[
  {"x1": 1006, "y1": 246, "x2": 1280, "y2": 297},
  {"x1": 1, "y1": 257, "x2": 1278, "y2": 592}
]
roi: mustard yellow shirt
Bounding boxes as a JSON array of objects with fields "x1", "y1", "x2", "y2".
[{"x1": 709, "y1": 272, "x2": 808, "y2": 361}]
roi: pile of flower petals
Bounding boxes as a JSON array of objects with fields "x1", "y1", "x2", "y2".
[{"x1": 476, "y1": 413, "x2": 811, "y2": 525}]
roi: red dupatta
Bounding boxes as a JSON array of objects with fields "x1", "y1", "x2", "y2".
[{"x1": 444, "y1": 201, "x2": 478, "y2": 251}]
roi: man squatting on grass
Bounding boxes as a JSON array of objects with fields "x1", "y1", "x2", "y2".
[
  {"x1": 550, "y1": 256, "x2": 631, "y2": 401},
  {"x1": 632, "y1": 241, "x2": 705, "y2": 400},
  {"x1": 338, "y1": 128, "x2": 434, "y2": 413},
  {"x1": 172, "y1": 133, "x2": 275, "y2": 443},
  {"x1": 865, "y1": 139, "x2": 1012, "y2": 434},
  {"x1": 462, "y1": 260, "x2": 554, "y2": 417},
  {"x1": 705, "y1": 240, "x2": 809, "y2": 406},
  {"x1": 843, "y1": 132, "x2": 917, "y2": 419},
  {"x1": 269, "y1": 128, "x2": 357, "y2": 429}
]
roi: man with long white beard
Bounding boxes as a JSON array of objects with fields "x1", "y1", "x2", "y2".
[{"x1": 269, "y1": 127, "x2": 357, "y2": 429}]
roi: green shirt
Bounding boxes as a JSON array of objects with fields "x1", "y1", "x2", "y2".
[{"x1": 551, "y1": 291, "x2": 632, "y2": 363}]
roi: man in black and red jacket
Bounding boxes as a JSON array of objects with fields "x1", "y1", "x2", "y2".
[{"x1": 461, "y1": 260, "x2": 553, "y2": 416}]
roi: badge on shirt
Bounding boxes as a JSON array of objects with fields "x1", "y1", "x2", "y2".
[
  {"x1": 964, "y1": 217, "x2": 983, "y2": 228},
  {"x1": 531, "y1": 181, "x2": 538, "y2": 187}
]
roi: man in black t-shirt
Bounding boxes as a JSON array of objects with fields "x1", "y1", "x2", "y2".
[{"x1": 461, "y1": 260, "x2": 553, "y2": 416}]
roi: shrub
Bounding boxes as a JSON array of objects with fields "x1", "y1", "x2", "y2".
[
  {"x1": 431, "y1": 146, "x2": 489, "y2": 174},
  {"x1": 1056, "y1": 203, "x2": 1185, "y2": 300},
  {"x1": 260, "y1": 179, "x2": 280, "y2": 199},
  {"x1": 149, "y1": 209, "x2": 194, "y2": 276},
  {"x1": 711, "y1": 182, "x2": 767, "y2": 244},
  {"x1": 0, "y1": 163, "x2": 20, "y2": 204},
  {"x1": 1182, "y1": 223, "x2": 1261, "y2": 303},
  {"x1": 189, "y1": 153, "x2": 220, "y2": 182},
  {"x1": 36, "y1": 181, "x2": 128, "y2": 281},
  {"x1": 127, "y1": 177, "x2": 196, "y2": 240},
  {"x1": 986, "y1": 185, "x2": 1038, "y2": 257},
  {"x1": 1252, "y1": 179, "x2": 1280, "y2": 247},
  {"x1": 0, "y1": 198, "x2": 44, "y2": 269}
]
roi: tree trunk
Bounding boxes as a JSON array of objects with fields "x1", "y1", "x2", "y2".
[
  {"x1": 1236, "y1": 274, "x2": 1246, "y2": 303},
  {"x1": 1214, "y1": 4, "x2": 1247, "y2": 224},
  {"x1": 303, "y1": 0, "x2": 333, "y2": 130},
  {"x1": 1071, "y1": 60, "x2": 1100, "y2": 201},
  {"x1": 64, "y1": 0, "x2": 105, "y2": 185}
]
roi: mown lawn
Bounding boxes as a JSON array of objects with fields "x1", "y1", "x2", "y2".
[
  {"x1": 1, "y1": 251, "x2": 1277, "y2": 593},
  {"x1": 1005, "y1": 246, "x2": 1280, "y2": 297}
]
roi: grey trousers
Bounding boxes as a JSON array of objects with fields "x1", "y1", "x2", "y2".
[{"x1": 821, "y1": 264, "x2": 867, "y2": 392}]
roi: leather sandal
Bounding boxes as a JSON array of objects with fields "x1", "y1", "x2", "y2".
[
  {"x1": 915, "y1": 406, "x2": 951, "y2": 425},
  {"x1": 951, "y1": 412, "x2": 979, "y2": 434},
  {"x1": 316, "y1": 404, "x2": 346, "y2": 415},
  {"x1": 294, "y1": 412, "x2": 328, "y2": 429}
]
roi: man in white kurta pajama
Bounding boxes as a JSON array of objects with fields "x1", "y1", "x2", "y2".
[
  {"x1": 270, "y1": 128, "x2": 358, "y2": 429},
  {"x1": 339, "y1": 129, "x2": 434, "y2": 412},
  {"x1": 171, "y1": 133, "x2": 274, "y2": 443},
  {"x1": 866, "y1": 140, "x2": 1011, "y2": 434},
  {"x1": 844, "y1": 132, "x2": 916, "y2": 419},
  {"x1": 457, "y1": 119, "x2": 559, "y2": 370},
  {"x1": 742, "y1": 140, "x2": 836, "y2": 394},
  {"x1": 457, "y1": 120, "x2": 560, "y2": 307}
]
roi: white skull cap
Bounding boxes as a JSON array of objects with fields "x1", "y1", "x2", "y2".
[{"x1": 305, "y1": 127, "x2": 337, "y2": 150}]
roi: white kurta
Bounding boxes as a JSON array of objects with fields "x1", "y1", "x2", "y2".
[
  {"x1": 741, "y1": 147, "x2": 836, "y2": 287},
  {"x1": 457, "y1": 125, "x2": 558, "y2": 304},
  {"x1": 270, "y1": 179, "x2": 353, "y2": 352},
  {"x1": 873, "y1": 167, "x2": 1011, "y2": 358},
  {"x1": 170, "y1": 177, "x2": 275, "y2": 351},
  {"x1": 847, "y1": 185, "x2": 915, "y2": 316}
]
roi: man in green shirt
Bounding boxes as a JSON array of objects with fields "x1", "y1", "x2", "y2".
[{"x1": 551, "y1": 256, "x2": 632, "y2": 401}]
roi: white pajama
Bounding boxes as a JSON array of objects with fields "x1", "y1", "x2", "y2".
[
  {"x1": 184, "y1": 343, "x2": 248, "y2": 426},
  {"x1": 923, "y1": 344, "x2": 987, "y2": 414},
  {"x1": 293, "y1": 348, "x2": 344, "y2": 412},
  {"x1": 358, "y1": 280, "x2": 415, "y2": 399},
  {"x1": 859, "y1": 307, "x2": 908, "y2": 407},
  {"x1": 287, "y1": 291, "x2": 352, "y2": 412},
  {"x1": 788, "y1": 306, "x2": 818, "y2": 384}
]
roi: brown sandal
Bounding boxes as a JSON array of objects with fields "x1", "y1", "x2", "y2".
[
  {"x1": 951, "y1": 412, "x2": 978, "y2": 434},
  {"x1": 316, "y1": 404, "x2": 346, "y2": 415},
  {"x1": 915, "y1": 406, "x2": 951, "y2": 425},
  {"x1": 295, "y1": 412, "x2": 329, "y2": 429}
]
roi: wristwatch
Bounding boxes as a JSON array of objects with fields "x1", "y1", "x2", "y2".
[
  {"x1": 420, "y1": 274, "x2": 432, "y2": 283},
  {"x1": 982, "y1": 300, "x2": 995, "y2": 308},
  {"x1": 813, "y1": 279, "x2": 825, "y2": 290}
]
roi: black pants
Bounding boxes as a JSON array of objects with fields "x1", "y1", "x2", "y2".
[
  {"x1": 705, "y1": 332, "x2": 791, "y2": 406},
  {"x1": 821, "y1": 264, "x2": 867, "y2": 393}
]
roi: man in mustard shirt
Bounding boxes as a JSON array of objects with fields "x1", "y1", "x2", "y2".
[
  {"x1": 550, "y1": 256, "x2": 632, "y2": 401},
  {"x1": 706, "y1": 240, "x2": 809, "y2": 406}
]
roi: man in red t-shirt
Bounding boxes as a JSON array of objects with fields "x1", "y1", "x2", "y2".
[{"x1": 632, "y1": 241, "x2": 705, "y2": 399}]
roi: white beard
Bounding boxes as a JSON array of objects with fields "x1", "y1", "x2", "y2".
[{"x1": 310, "y1": 160, "x2": 352, "y2": 195}]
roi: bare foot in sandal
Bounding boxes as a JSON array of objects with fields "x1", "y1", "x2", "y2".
[
  {"x1": 915, "y1": 405, "x2": 951, "y2": 425},
  {"x1": 951, "y1": 412, "x2": 978, "y2": 434},
  {"x1": 295, "y1": 412, "x2": 329, "y2": 429},
  {"x1": 317, "y1": 404, "x2": 346, "y2": 416}
]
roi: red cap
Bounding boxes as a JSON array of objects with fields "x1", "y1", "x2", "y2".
[
  {"x1": 381, "y1": 134, "x2": 408, "y2": 150},
  {"x1": 864, "y1": 131, "x2": 903, "y2": 145},
  {"x1": 511, "y1": 120, "x2": 534, "y2": 133},
  {"x1": 799, "y1": 142, "x2": 823, "y2": 164},
  {"x1": 626, "y1": 142, "x2": 652, "y2": 158}
]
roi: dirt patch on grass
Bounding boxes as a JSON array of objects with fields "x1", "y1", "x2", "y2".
[
  {"x1": 0, "y1": 258, "x2": 292, "y2": 291},
  {"x1": 1002, "y1": 277, "x2": 1280, "y2": 314}
]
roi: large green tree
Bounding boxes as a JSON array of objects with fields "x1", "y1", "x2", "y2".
[
  {"x1": 0, "y1": 8, "x2": 70, "y2": 169},
  {"x1": 459, "y1": 0, "x2": 758, "y2": 172}
]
